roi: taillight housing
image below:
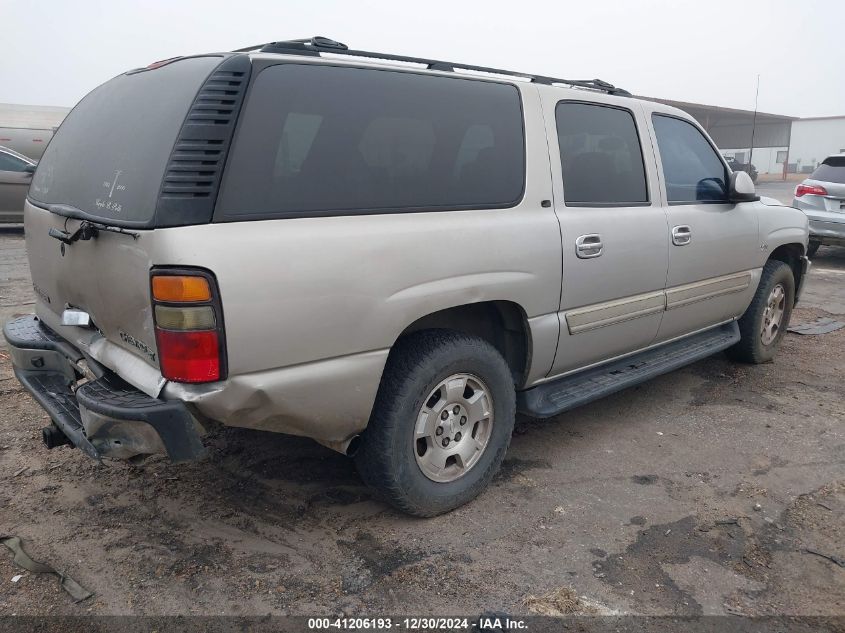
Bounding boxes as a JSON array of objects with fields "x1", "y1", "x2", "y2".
[
  {"x1": 795, "y1": 183, "x2": 828, "y2": 197},
  {"x1": 150, "y1": 268, "x2": 226, "y2": 383}
]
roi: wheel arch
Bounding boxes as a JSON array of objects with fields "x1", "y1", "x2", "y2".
[
  {"x1": 768, "y1": 242, "x2": 805, "y2": 293},
  {"x1": 395, "y1": 300, "x2": 533, "y2": 388}
]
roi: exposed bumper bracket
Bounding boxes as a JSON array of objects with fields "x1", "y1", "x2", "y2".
[{"x1": 4, "y1": 315, "x2": 206, "y2": 462}]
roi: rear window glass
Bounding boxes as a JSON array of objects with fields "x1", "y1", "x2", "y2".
[
  {"x1": 216, "y1": 64, "x2": 525, "y2": 219},
  {"x1": 811, "y1": 157, "x2": 845, "y2": 184},
  {"x1": 30, "y1": 56, "x2": 221, "y2": 225},
  {"x1": 555, "y1": 102, "x2": 648, "y2": 205}
]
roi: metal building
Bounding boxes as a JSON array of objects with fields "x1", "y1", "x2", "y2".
[{"x1": 0, "y1": 103, "x2": 71, "y2": 160}]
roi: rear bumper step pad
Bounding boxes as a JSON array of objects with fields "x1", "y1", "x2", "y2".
[
  {"x1": 519, "y1": 321, "x2": 740, "y2": 418},
  {"x1": 13, "y1": 368, "x2": 99, "y2": 459},
  {"x1": 4, "y1": 315, "x2": 205, "y2": 462}
]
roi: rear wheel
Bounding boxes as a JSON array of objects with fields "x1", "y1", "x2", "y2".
[
  {"x1": 354, "y1": 330, "x2": 515, "y2": 516},
  {"x1": 728, "y1": 260, "x2": 795, "y2": 364}
]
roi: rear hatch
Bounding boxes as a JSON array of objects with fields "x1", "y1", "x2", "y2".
[{"x1": 24, "y1": 54, "x2": 249, "y2": 390}]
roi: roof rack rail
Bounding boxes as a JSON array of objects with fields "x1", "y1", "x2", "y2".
[{"x1": 233, "y1": 36, "x2": 632, "y2": 97}]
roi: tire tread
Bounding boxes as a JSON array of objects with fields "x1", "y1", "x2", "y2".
[
  {"x1": 354, "y1": 329, "x2": 515, "y2": 516},
  {"x1": 728, "y1": 260, "x2": 794, "y2": 364}
]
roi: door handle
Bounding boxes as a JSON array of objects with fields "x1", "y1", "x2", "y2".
[
  {"x1": 575, "y1": 234, "x2": 603, "y2": 258},
  {"x1": 672, "y1": 225, "x2": 692, "y2": 246}
]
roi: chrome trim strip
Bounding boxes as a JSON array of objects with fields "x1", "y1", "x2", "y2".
[
  {"x1": 565, "y1": 291, "x2": 665, "y2": 334},
  {"x1": 665, "y1": 270, "x2": 753, "y2": 310},
  {"x1": 563, "y1": 270, "x2": 755, "y2": 336}
]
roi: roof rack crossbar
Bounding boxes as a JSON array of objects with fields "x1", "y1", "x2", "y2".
[{"x1": 236, "y1": 37, "x2": 631, "y2": 96}]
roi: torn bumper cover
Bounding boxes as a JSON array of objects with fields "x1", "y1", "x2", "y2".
[{"x1": 3, "y1": 315, "x2": 206, "y2": 462}]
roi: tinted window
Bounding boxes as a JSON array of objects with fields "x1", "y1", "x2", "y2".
[
  {"x1": 811, "y1": 156, "x2": 845, "y2": 184},
  {"x1": 217, "y1": 64, "x2": 525, "y2": 218},
  {"x1": 652, "y1": 115, "x2": 729, "y2": 203},
  {"x1": 29, "y1": 56, "x2": 222, "y2": 225},
  {"x1": 555, "y1": 102, "x2": 648, "y2": 205},
  {"x1": 0, "y1": 152, "x2": 29, "y2": 172}
]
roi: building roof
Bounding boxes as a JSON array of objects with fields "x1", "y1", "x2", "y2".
[
  {"x1": 0, "y1": 103, "x2": 71, "y2": 129},
  {"x1": 640, "y1": 96, "x2": 796, "y2": 123},
  {"x1": 794, "y1": 115, "x2": 845, "y2": 122}
]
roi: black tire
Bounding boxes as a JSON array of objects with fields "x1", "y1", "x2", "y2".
[
  {"x1": 354, "y1": 330, "x2": 516, "y2": 517},
  {"x1": 807, "y1": 240, "x2": 821, "y2": 258},
  {"x1": 728, "y1": 260, "x2": 795, "y2": 364}
]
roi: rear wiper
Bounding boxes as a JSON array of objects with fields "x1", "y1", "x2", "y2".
[
  {"x1": 48, "y1": 220, "x2": 140, "y2": 245},
  {"x1": 46, "y1": 204, "x2": 140, "y2": 245}
]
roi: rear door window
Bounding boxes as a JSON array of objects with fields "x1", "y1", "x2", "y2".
[
  {"x1": 216, "y1": 64, "x2": 525, "y2": 219},
  {"x1": 29, "y1": 56, "x2": 223, "y2": 226},
  {"x1": 652, "y1": 114, "x2": 729, "y2": 203},
  {"x1": 555, "y1": 102, "x2": 648, "y2": 206},
  {"x1": 810, "y1": 156, "x2": 845, "y2": 184}
]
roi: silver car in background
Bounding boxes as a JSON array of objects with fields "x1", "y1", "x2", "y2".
[
  {"x1": 792, "y1": 154, "x2": 845, "y2": 255},
  {"x1": 0, "y1": 145, "x2": 36, "y2": 223}
]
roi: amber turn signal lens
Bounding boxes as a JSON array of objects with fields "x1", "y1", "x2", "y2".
[{"x1": 151, "y1": 275, "x2": 211, "y2": 302}]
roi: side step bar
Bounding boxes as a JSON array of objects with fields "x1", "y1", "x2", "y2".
[{"x1": 518, "y1": 322, "x2": 740, "y2": 418}]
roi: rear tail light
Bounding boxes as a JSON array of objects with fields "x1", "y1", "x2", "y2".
[
  {"x1": 155, "y1": 329, "x2": 220, "y2": 383},
  {"x1": 152, "y1": 275, "x2": 212, "y2": 302},
  {"x1": 795, "y1": 183, "x2": 828, "y2": 197},
  {"x1": 150, "y1": 269, "x2": 226, "y2": 383}
]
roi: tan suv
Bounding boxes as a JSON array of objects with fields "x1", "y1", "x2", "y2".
[{"x1": 4, "y1": 38, "x2": 810, "y2": 516}]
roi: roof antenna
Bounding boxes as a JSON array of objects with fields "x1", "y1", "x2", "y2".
[{"x1": 748, "y1": 74, "x2": 760, "y2": 173}]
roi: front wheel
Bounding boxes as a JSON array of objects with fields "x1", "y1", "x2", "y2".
[
  {"x1": 354, "y1": 330, "x2": 516, "y2": 516},
  {"x1": 728, "y1": 260, "x2": 795, "y2": 364}
]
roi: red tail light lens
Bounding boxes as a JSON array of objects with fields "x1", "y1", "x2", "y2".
[
  {"x1": 156, "y1": 329, "x2": 220, "y2": 383},
  {"x1": 795, "y1": 184, "x2": 828, "y2": 197},
  {"x1": 150, "y1": 269, "x2": 226, "y2": 384}
]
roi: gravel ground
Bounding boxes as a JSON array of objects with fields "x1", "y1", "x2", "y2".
[{"x1": 0, "y1": 227, "x2": 843, "y2": 617}]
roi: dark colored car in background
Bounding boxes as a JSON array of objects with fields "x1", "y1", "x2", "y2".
[{"x1": 725, "y1": 156, "x2": 758, "y2": 183}]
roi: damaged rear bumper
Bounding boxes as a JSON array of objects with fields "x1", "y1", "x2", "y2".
[{"x1": 3, "y1": 315, "x2": 206, "y2": 462}]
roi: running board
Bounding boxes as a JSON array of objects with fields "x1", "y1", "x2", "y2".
[{"x1": 518, "y1": 322, "x2": 740, "y2": 418}]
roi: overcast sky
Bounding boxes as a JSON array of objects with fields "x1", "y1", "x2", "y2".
[{"x1": 2, "y1": 0, "x2": 842, "y2": 117}]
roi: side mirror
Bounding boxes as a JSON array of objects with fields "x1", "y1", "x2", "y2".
[
  {"x1": 23, "y1": 164, "x2": 36, "y2": 174},
  {"x1": 729, "y1": 171, "x2": 759, "y2": 203}
]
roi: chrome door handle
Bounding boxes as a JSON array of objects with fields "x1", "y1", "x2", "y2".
[
  {"x1": 672, "y1": 225, "x2": 692, "y2": 246},
  {"x1": 575, "y1": 234, "x2": 603, "y2": 258}
]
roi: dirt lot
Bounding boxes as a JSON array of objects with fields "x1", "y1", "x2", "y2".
[{"x1": 1, "y1": 226, "x2": 843, "y2": 617}]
